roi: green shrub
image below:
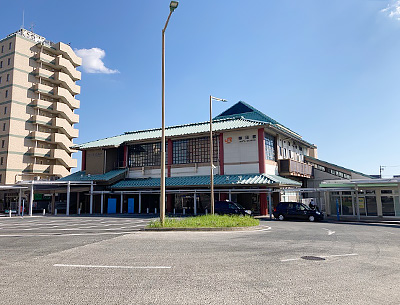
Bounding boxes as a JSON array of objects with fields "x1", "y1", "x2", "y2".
[{"x1": 148, "y1": 214, "x2": 259, "y2": 228}]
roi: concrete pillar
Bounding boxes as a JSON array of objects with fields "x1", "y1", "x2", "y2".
[
  {"x1": 120, "y1": 193, "x2": 123, "y2": 214},
  {"x1": 51, "y1": 193, "x2": 55, "y2": 215},
  {"x1": 376, "y1": 189, "x2": 383, "y2": 217},
  {"x1": 18, "y1": 189, "x2": 22, "y2": 216},
  {"x1": 101, "y1": 192, "x2": 104, "y2": 214},
  {"x1": 194, "y1": 191, "x2": 197, "y2": 215},
  {"x1": 139, "y1": 192, "x2": 142, "y2": 214},
  {"x1": 66, "y1": 181, "x2": 70, "y2": 216},
  {"x1": 90, "y1": 182, "x2": 93, "y2": 214},
  {"x1": 355, "y1": 186, "x2": 360, "y2": 220},
  {"x1": 29, "y1": 183, "x2": 33, "y2": 216}
]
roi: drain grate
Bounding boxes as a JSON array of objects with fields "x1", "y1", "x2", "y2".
[{"x1": 301, "y1": 256, "x2": 326, "y2": 261}]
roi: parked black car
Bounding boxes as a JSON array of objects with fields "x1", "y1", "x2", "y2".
[
  {"x1": 215, "y1": 201, "x2": 252, "y2": 216},
  {"x1": 273, "y1": 202, "x2": 324, "y2": 222}
]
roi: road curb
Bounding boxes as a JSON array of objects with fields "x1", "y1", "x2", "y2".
[{"x1": 141, "y1": 225, "x2": 261, "y2": 232}]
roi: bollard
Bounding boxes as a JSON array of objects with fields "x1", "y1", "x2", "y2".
[
  {"x1": 183, "y1": 208, "x2": 185, "y2": 215},
  {"x1": 205, "y1": 209, "x2": 208, "y2": 215},
  {"x1": 9, "y1": 209, "x2": 12, "y2": 218},
  {"x1": 146, "y1": 208, "x2": 149, "y2": 214},
  {"x1": 155, "y1": 208, "x2": 157, "y2": 214},
  {"x1": 78, "y1": 208, "x2": 81, "y2": 215},
  {"x1": 55, "y1": 209, "x2": 57, "y2": 216},
  {"x1": 43, "y1": 209, "x2": 46, "y2": 216},
  {"x1": 173, "y1": 208, "x2": 176, "y2": 215}
]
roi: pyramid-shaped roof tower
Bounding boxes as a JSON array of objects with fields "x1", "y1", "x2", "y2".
[{"x1": 214, "y1": 101, "x2": 280, "y2": 124}]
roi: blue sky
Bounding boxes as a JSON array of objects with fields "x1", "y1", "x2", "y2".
[{"x1": 3, "y1": 0, "x2": 400, "y2": 177}]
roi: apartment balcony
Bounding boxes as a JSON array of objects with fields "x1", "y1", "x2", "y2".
[
  {"x1": 55, "y1": 56, "x2": 81, "y2": 81},
  {"x1": 31, "y1": 114, "x2": 53, "y2": 127},
  {"x1": 33, "y1": 67, "x2": 55, "y2": 81},
  {"x1": 50, "y1": 164, "x2": 71, "y2": 177},
  {"x1": 29, "y1": 147, "x2": 52, "y2": 158},
  {"x1": 31, "y1": 99, "x2": 53, "y2": 111},
  {"x1": 52, "y1": 149, "x2": 77, "y2": 168},
  {"x1": 53, "y1": 117, "x2": 79, "y2": 139},
  {"x1": 30, "y1": 131, "x2": 52, "y2": 142},
  {"x1": 52, "y1": 133, "x2": 77, "y2": 154},
  {"x1": 53, "y1": 102, "x2": 79, "y2": 124},
  {"x1": 53, "y1": 42, "x2": 82, "y2": 67},
  {"x1": 55, "y1": 71, "x2": 80, "y2": 95},
  {"x1": 26, "y1": 163, "x2": 51, "y2": 174},
  {"x1": 32, "y1": 83, "x2": 54, "y2": 96},
  {"x1": 278, "y1": 159, "x2": 313, "y2": 178},
  {"x1": 53, "y1": 86, "x2": 80, "y2": 109},
  {"x1": 35, "y1": 52, "x2": 56, "y2": 65}
]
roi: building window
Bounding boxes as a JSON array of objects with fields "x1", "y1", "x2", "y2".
[
  {"x1": 1, "y1": 46, "x2": 3, "y2": 53},
  {"x1": 128, "y1": 142, "x2": 162, "y2": 167},
  {"x1": 2, "y1": 123, "x2": 6, "y2": 131},
  {"x1": 8, "y1": 42, "x2": 11, "y2": 50},
  {"x1": 0, "y1": 76, "x2": 1, "y2": 84},
  {"x1": 5, "y1": 90, "x2": 8, "y2": 98},
  {"x1": 1, "y1": 157, "x2": 3, "y2": 165},
  {"x1": 264, "y1": 133, "x2": 275, "y2": 161},
  {"x1": 172, "y1": 136, "x2": 218, "y2": 165},
  {"x1": 0, "y1": 61, "x2": 2, "y2": 68},
  {"x1": 1, "y1": 140, "x2": 4, "y2": 148},
  {"x1": 6, "y1": 74, "x2": 9, "y2": 82},
  {"x1": 7, "y1": 58, "x2": 10, "y2": 66},
  {"x1": 4, "y1": 107, "x2": 6, "y2": 115}
]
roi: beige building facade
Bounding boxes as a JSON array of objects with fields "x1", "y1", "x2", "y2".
[{"x1": 0, "y1": 29, "x2": 81, "y2": 184}]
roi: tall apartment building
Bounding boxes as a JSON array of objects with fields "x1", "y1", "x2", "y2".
[{"x1": 0, "y1": 29, "x2": 81, "y2": 184}]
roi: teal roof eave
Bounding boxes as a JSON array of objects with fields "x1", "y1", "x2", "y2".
[
  {"x1": 59, "y1": 169, "x2": 127, "y2": 182},
  {"x1": 110, "y1": 174, "x2": 302, "y2": 189},
  {"x1": 73, "y1": 117, "x2": 265, "y2": 150}
]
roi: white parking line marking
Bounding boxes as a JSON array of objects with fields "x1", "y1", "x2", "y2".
[
  {"x1": 322, "y1": 228, "x2": 335, "y2": 235},
  {"x1": 54, "y1": 264, "x2": 171, "y2": 269},
  {"x1": 281, "y1": 253, "x2": 358, "y2": 262}
]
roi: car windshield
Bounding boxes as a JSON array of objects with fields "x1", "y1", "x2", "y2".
[{"x1": 234, "y1": 203, "x2": 245, "y2": 209}]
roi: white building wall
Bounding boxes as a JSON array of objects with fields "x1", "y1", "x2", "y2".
[
  {"x1": 223, "y1": 129, "x2": 259, "y2": 175},
  {"x1": 276, "y1": 134, "x2": 306, "y2": 162}
]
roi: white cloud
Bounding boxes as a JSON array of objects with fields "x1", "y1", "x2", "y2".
[
  {"x1": 74, "y1": 48, "x2": 119, "y2": 74},
  {"x1": 381, "y1": 0, "x2": 400, "y2": 20}
]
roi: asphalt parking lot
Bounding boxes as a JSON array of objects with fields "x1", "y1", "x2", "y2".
[{"x1": 0, "y1": 216, "x2": 399, "y2": 304}]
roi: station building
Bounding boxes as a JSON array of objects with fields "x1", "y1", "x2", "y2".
[{"x1": 53, "y1": 101, "x2": 357, "y2": 216}]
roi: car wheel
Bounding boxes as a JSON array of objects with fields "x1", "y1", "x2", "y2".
[
  {"x1": 309, "y1": 215, "x2": 315, "y2": 222},
  {"x1": 278, "y1": 214, "x2": 284, "y2": 221}
]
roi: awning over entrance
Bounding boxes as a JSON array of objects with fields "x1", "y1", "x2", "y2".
[{"x1": 110, "y1": 173, "x2": 302, "y2": 189}]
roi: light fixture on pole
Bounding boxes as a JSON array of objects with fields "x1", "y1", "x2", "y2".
[
  {"x1": 161, "y1": 1, "x2": 178, "y2": 225},
  {"x1": 210, "y1": 95, "x2": 227, "y2": 215}
]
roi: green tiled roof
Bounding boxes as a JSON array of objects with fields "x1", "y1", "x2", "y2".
[
  {"x1": 59, "y1": 169, "x2": 127, "y2": 182},
  {"x1": 74, "y1": 102, "x2": 316, "y2": 150},
  {"x1": 74, "y1": 117, "x2": 265, "y2": 150},
  {"x1": 111, "y1": 174, "x2": 302, "y2": 189},
  {"x1": 215, "y1": 101, "x2": 301, "y2": 138}
]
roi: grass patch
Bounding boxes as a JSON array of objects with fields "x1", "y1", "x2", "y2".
[{"x1": 147, "y1": 214, "x2": 259, "y2": 228}]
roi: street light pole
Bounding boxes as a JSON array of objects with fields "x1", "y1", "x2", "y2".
[
  {"x1": 209, "y1": 95, "x2": 227, "y2": 214},
  {"x1": 161, "y1": 1, "x2": 178, "y2": 225}
]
